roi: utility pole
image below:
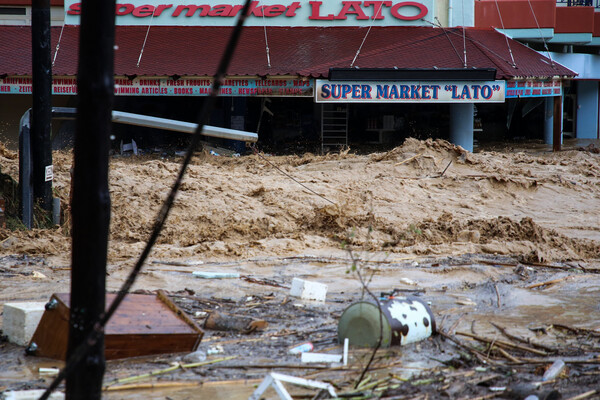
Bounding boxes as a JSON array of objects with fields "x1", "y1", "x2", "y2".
[
  {"x1": 31, "y1": 0, "x2": 53, "y2": 217},
  {"x1": 67, "y1": 0, "x2": 115, "y2": 398}
]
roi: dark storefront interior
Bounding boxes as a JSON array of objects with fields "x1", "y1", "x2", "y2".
[{"x1": 49, "y1": 94, "x2": 549, "y2": 154}]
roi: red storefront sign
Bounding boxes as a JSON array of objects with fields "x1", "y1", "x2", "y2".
[{"x1": 64, "y1": 0, "x2": 431, "y2": 26}]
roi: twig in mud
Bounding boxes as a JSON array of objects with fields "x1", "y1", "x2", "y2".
[
  {"x1": 437, "y1": 160, "x2": 453, "y2": 178},
  {"x1": 495, "y1": 347, "x2": 522, "y2": 363},
  {"x1": 465, "y1": 373, "x2": 502, "y2": 385},
  {"x1": 438, "y1": 330, "x2": 500, "y2": 365},
  {"x1": 105, "y1": 356, "x2": 237, "y2": 387},
  {"x1": 490, "y1": 322, "x2": 556, "y2": 353},
  {"x1": 551, "y1": 324, "x2": 600, "y2": 338},
  {"x1": 476, "y1": 259, "x2": 518, "y2": 268},
  {"x1": 471, "y1": 320, "x2": 477, "y2": 335},
  {"x1": 523, "y1": 261, "x2": 588, "y2": 272},
  {"x1": 151, "y1": 260, "x2": 204, "y2": 267},
  {"x1": 456, "y1": 331, "x2": 548, "y2": 356},
  {"x1": 493, "y1": 284, "x2": 500, "y2": 308},
  {"x1": 448, "y1": 314, "x2": 466, "y2": 334},
  {"x1": 461, "y1": 393, "x2": 502, "y2": 400},
  {"x1": 394, "y1": 152, "x2": 424, "y2": 166},
  {"x1": 240, "y1": 275, "x2": 289, "y2": 288},
  {"x1": 526, "y1": 276, "x2": 571, "y2": 290},
  {"x1": 514, "y1": 357, "x2": 600, "y2": 365},
  {"x1": 566, "y1": 390, "x2": 598, "y2": 400},
  {"x1": 104, "y1": 381, "x2": 201, "y2": 391},
  {"x1": 214, "y1": 363, "x2": 332, "y2": 370}
]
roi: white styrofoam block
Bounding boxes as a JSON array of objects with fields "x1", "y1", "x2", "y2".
[
  {"x1": 2, "y1": 390, "x2": 63, "y2": 400},
  {"x1": 301, "y1": 352, "x2": 343, "y2": 363},
  {"x1": 2, "y1": 302, "x2": 46, "y2": 346},
  {"x1": 290, "y1": 278, "x2": 327, "y2": 302}
]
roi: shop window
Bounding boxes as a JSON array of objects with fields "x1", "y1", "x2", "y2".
[{"x1": 0, "y1": 7, "x2": 26, "y2": 15}]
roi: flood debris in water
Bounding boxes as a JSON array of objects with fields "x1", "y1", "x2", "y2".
[{"x1": 0, "y1": 138, "x2": 599, "y2": 398}]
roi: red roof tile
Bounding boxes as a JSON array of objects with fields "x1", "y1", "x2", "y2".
[{"x1": 0, "y1": 25, "x2": 574, "y2": 79}]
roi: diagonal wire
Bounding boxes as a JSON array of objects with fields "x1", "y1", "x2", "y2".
[
  {"x1": 250, "y1": 144, "x2": 336, "y2": 206},
  {"x1": 424, "y1": 18, "x2": 519, "y2": 69},
  {"x1": 38, "y1": 1, "x2": 253, "y2": 399},
  {"x1": 137, "y1": 10, "x2": 155, "y2": 67},
  {"x1": 462, "y1": 0, "x2": 467, "y2": 67},
  {"x1": 435, "y1": 17, "x2": 464, "y2": 66},
  {"x1": 494, "y1": 0, "x2": 517, "y2": 67},
  {"x1": 350, "y1": 2, "x2": 385, "y2": 67},
  {"x1": 52, "y1": 23, "x2": 66, "y2": 67},
  {"x1": 262, "y1": 12, "x2": 271, "y2": 68},
  {"x1": 526, "y1": 0, "x2": 554, "y2": 67}
]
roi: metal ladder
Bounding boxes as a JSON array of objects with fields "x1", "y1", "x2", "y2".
[{"x1": 321, "y1": 104, "x2": 348, "y2": 153}]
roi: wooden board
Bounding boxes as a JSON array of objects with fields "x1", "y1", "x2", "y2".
[{"x1": 29, "y1": 292, "x2": 203, "y2": 360}]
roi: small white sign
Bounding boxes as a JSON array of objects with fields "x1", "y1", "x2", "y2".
[{"x1": 45, "y1": 165, "x2": 54, "y2": 182}]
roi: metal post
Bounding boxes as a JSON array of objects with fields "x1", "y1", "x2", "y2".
[
  {"x1": 18, "y1": 109, "x2": 33, "y2": 229},
  {"x1": 31, "y1": 0, "x2": 53, "y2": 215},
  {"x1": 66, "y1": 0, "x2": 115, "y2": 398}
]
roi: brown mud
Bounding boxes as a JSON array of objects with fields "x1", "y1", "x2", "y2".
[{"x1": 1, "y1": 138, "x2": 599, "y2": 399}]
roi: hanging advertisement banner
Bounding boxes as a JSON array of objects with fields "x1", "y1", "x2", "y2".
[
  {"x1": 63, "y1": 0, "x2": 434, "y2": 27},
  {"x1": 505, "y1": 79, "x2": 561, "y2": 98},
  {"x1": 315, "y1": 80, "x2": 506, "y2": 103},
  {"x1": 0, "y1": 76, "x2": 314, "y2": 97}
]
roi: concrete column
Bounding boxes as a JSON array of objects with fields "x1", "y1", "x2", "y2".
[
  {"x1": 544, "y1": 97, "x2": 554, "y2": 145},
  {"x1": 449, "y1": 103, "x2": 474, "y2": 152},
  {"x1": 554, "y1": 96, "x2": 563, "y2": 151},
  {"x1": 576, "y1": 80, "x2": 599, "y2": 139}
]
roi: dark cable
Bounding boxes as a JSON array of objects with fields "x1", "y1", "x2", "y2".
[
  {"x1": 250, "y1": 144, "x2": 337, "y2": 206},
  {"x1": 38, "y1": 1, "x2": 252, "y2": 398}
]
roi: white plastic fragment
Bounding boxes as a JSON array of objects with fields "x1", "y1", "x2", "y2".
[
  {"x1": 249, "y1": 372, "x2": 337, "y2": 400},
  {"x1": 2, "y1": 302, "x2": 46, "y2": 346},
  {"x1": 207, "y1": 345, "x2": 224, "y2": 355},
  {"x1": 182, "y1": 350, "x2": 207, "y2": 364},
  {"x1": 2, "y1": 390, "x2": 64, "y2": 400},
  {"x1": 31, "y1": 271, "x2": 47, "y2": 279},
  {"x1": 288, "y1": 342, "x2": 313, "y2": 354},
  {"x1": 38, "y1": 367, "x2": 60, "y2": 376},
  {"x1": 343, "y1": 338, "x2": 349, "y2": 366},
  {"x1": 301, "y1": 352, "x2": 343, "y2": 363},
  {"x1": 542, "y1": 359, "x2": 566, "y2": 381},
  {"x1": 289, "y1": 278, "x2": 328, "y2": 302},
  {"x1": 399, "y1": 277, "x2": 417, "y2": 285},
  {"x1": 192, "y1": 271, "x2": 240, "y2": 279}
]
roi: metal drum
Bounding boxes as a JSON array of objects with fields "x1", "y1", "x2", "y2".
[{"x1": 337, "y1": 296, "x2": 436, "y2": 347}]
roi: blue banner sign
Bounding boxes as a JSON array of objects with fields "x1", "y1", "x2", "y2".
[
  {"x1": 315, "y1": 80, "x2": 506, "y2": 103},
  {"x1": 505, "y1": 79, "x2": 561, "y2": 98}
]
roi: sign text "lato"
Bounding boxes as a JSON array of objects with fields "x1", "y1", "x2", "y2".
[{"x1": 67, "y1": 1, "x2": 428, "y2": 21}]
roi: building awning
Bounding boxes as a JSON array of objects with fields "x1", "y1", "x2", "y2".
[{"x1": 0, "y1": 25, "x2": 575, "y2": 79}]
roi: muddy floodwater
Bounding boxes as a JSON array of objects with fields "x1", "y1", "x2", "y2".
[{"x1": 1, "y1": 138, "x2": 600, "y2": 399}]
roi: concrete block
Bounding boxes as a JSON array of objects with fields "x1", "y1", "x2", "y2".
[
  {"x1": 2, "y1": 302, "x2": 46, "y2": 346},
  {"x1": 290, "y1": 278, "x2": 327, "y2": 302}
]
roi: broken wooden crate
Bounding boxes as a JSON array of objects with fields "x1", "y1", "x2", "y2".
[{"x1": 28, "y1": 291, "x2": 203, "y2": 360}]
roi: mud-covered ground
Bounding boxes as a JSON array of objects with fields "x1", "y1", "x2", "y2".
[{"x1": 1, "y1": 138, "x2": 600, "y2": 399}]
